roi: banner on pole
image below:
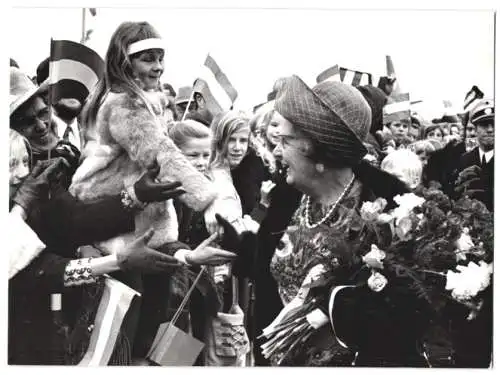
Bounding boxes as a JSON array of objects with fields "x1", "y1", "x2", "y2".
[
  {"x1": 49, "y1": 39, "x2": 104, "y2": 104},
  {"x1": 193, "y1": 54, "x2": 238, "y2": 114}
]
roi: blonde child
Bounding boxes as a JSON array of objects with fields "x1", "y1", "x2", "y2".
[{"x1": 380, "y1": 149, "x2": 423, "y2": 189}]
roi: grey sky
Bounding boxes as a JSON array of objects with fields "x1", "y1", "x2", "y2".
[{"x1": 8, "y1": 6, "x2": 495, "y2": 119}]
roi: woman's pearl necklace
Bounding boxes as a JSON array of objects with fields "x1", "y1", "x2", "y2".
[{"x1": 304, "y1": 176, "x2": 355, "y2": 229}]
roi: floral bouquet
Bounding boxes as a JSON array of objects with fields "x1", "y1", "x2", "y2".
[{"x1": 260, "y1": 182, "x2": 493, "y2": 365}]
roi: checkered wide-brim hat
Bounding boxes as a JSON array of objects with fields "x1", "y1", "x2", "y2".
[{"x1": 275, "y1": 75, "x2": 371, "y2": 164}]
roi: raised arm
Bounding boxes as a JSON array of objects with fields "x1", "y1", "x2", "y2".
[{"x1": 106, "y1": 93, "x2": 216, "y2": 212}]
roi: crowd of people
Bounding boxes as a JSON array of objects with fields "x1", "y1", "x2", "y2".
[{"x1": 8, "y1": 20, "x2": 494, "y2": 367}]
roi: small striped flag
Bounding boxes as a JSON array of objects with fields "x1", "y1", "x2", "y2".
[
  {"x1": 78, "y1": 276, "x2": 140, "y2": 366},
  {"x1": 316, "y1": 65, "x2": 372, "y2": 86},
  {"x1": 49, "y1": 39, "x2": 104, "y2": 105},
  {"x1": 383, "y1": 93, "x2": 411, "y2": 124},
  {"x1": 316, "y1": 64, "x2": 397, "y2": 92},
  {"x1": 463, "y1": 85, "x2": 484, "y2": 112},
  {"x1": 193, "y1": 54, "x2": 238, "y2": 115}
]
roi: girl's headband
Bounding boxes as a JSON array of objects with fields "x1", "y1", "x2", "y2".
[{"x1": 127, "y1": 38, "x2": 165, "y2": 56}]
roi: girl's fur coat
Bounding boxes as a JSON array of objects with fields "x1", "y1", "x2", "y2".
[{"x1": 69, "y1": 90, "x2": 216, "y2": 253}]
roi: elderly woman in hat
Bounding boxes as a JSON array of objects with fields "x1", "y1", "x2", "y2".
[{"x1": 249, "y1": 76, "x2": 431, "y2": 366}]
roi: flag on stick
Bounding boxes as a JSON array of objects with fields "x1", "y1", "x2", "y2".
[
  {"x1": 193, "y1": 54, "x2": 238, "y2": 115},
  {"x1": 463, "y1": 85, "x2": 484, "y2": 112},
  {"x1": 383, "y1": 93, "x2": 411, "y2": 124},
  {"x1": 78, "y1": 276, "x2": 140, "y2": 366},
  {"x1": 316, "y1": 65, "x2": 342, "y2": 83},
  {"x1": 49, "y1": 39, "x2": 104, "y2": 105},
  {"x1": 316, "y1": 65, "x2": 371, "y2": 86}
]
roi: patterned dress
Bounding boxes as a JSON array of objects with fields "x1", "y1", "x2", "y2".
[{"x1": 269, "y1": 180, "x2": 363, "y2": 366}]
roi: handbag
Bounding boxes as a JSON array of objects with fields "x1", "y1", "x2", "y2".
[
  {"x1": 204, "y1": 273, "x2": 250, "y2": 366},
  {"x1": 146, "y1": 267, "x2": 206, "y2": 366}
]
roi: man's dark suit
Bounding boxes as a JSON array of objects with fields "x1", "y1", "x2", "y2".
[{"x1": 456, "y1": 147, "x2": 494, "y2": 212}]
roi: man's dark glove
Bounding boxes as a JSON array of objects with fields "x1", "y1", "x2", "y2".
[
  {"x1": 134, "y1": 164, "x2": 186, "y2": 203},
  {"x1": 214, "y1": 213, "x2": 257, "y2": 278},
  {"x1": 12, "y1": 157, "x2": 68, "y2": 213},
  {"x1": 454, "y1": 165, "x2": 485, "y2": 199}
]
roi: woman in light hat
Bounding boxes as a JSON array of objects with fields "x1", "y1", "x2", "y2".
[{"x1": 247, "y1": 76, "x2": 430, "y2": 366}]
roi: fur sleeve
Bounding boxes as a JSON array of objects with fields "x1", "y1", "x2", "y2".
[{"x1": 105, "y1": 93, "x2": 216, "y2": 211}]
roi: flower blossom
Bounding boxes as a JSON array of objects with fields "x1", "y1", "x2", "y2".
[
  {"x1": 367, "y1": 271, "x2": 388, "y2": 292},
  {"x1": 392, "y1": 193, "x2": 425, "y2": 224},
  {"x1": 362, "y1": 244, "x2": 386, "y2": 269},
  {"x1": 360, "y1": 198, "x2": 388, "y2": 222},
  {"x1": 445, "y1": 261, "x2": 493, "y2": 302},
  {"x1": 395, "y1": 216, "x2": 413, "y2": 241},
  {"x1": 455, "y1": 227, "x2": 474, "y2": 261}
]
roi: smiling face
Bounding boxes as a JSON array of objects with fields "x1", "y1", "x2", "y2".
[
  {"x1": 272, "y1": 112, "x2": 315, "y2": 190},
  {"x1": 11, "y1": 96, "x2": 59, "y2": 152},
  {"x1": 265, "y1": 111, "x2": 281, "y2": 147},
  {"x1": 179, "y1": 137, "x2": 212, "y2": 174},
  {"x1": 130, "y1": 48, "x2": 164, "y2": 91},
  {"x1": 9, "y1": 135, "x2": 30, "y2": 198},
  {"x1": 226, "y1": 128, "x2": 250, "y2": 168}
]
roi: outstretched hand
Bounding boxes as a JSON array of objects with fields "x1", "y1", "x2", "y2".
[
  {"x1": 117, "y1": 229, "x2": 183, "y2": 273},
  {"x1": 185, "y1": 232, "x2": 237, "y2": 266}
]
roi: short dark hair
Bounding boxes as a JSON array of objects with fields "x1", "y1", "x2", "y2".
[{"x1": 36, "y1": 57, "x2": 50, "y2": 85}]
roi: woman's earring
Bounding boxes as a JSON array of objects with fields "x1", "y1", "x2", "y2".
[{"x1": 315, "y1": 163, "x2": 324, "y2": 173}]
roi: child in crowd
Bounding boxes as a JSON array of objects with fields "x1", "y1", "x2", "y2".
[
  {"x1": 69, "y1": 21, "x2": 218, "y2": 256},
  {"x1": 384, "y1": 119, "x2": 413, "y2": 149},
  {"x1": 169, "y1": 119, "x2": 239, "y2": 247},
  {"x1": 169, "y1": 119, "x2": 251, "y2": 366},
  {"x1": 423, "y1": 123, "x2": 445, "y2": 144},
  {"x1": 407, "y1": 140, "x2": 436, "y2": 167},
  {"x1": 250, "y1": 108, "x2": 279, "y2": 176},
  {"x1": 211, "y1": 110, "x2": 267, "y2": 216},
  {"x1": 380, "y1": 148, "x2": 423, "y2": 189}
]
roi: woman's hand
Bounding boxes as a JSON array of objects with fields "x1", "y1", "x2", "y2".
[
  {"x1": 134, "y1": 163, "x2": 186, "y2": 203},
  {"x1": 185, "y1": 233, "x2": 237, "y2": 266},
  {"x1": 117, "y1": 229, "x2": 184, "y2": 273}
]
